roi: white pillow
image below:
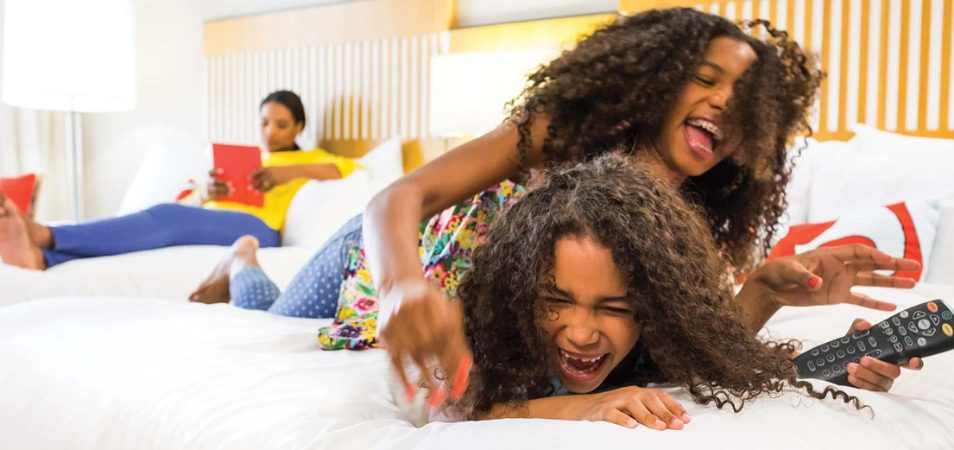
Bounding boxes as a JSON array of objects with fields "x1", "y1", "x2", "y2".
[
  {"x1": 806, "y1": 126, "x2": 954, "y2": 222},
  {"x1": 282, "y1": 169, "x2": 378, "y2": 251},
  {"x1": 926, "y1": 193, "x2": 954, "y2": 285},
  {"x1": 117, "y1": 140, "x2": 210, "y2": 216},
  {"x1": 355, "y1": 136, "x2": 403, "y2": 187}
]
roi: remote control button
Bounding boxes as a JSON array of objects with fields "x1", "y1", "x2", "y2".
[
  {"x1": 892, "y1": 317, "x2": 901, "y2": 326},
  {"x1": 944, "y1": 323, "x2": 953, "y2": 337},
  {"x1": 893, "y1": 343, "x2": 904, "y2": 353},
  {"x1": 866, "y1": 350, "x2": 883, "y2": 358},
  {"x1": 821, "y1": 344, "x2": 830, "y2": 352},
  {"x1": 807, "y1": 360, "x2": 817, "y2": 371},
  {"x1": 904, "y1": 336, "x2": 914, "y2": 347},
  {"x1": 880, "y1": 321, "x2": 891, "y2": 329},
  {"x1": 853, "y1": 356, "x2": 861, "y2": 363},
  {"x1": 868, "y1": 337, "x2": 878, "y2": 347},
  {"x1": 840, "y1": 336, "x2": 850, "y2": 344},
  {"x1": 852, "y1": 329, "x2": 870, "y2": 338},
  {"x1": 923, "y1": 328, "x2": 936, "y2": 337},
  {"x1": 918, "y1": 337, "x2": 927, "y2": 346},
  {"x1": 914, "y1": 311, "x2": 927, "y2": 320},
  {"x1": 889, "y1": 335, "x2": 898, "y2": 343},
  {"x1": 836, "y1": 350, "x2": 845, "y2": 358},
  {"x1": 909, "y1": 322, "x2": 920, "y2": 333},
  {"x1": 817, "y1": 358, "x2": 826, "y2": 367},
  {"x1": 928, "y1": 302, "x2": 938, "y2": 313},
  {"x1": 931, "y1": 315, "x2": 941, "y2": 326},
  {"x1": 857, "y1": 341, "x2": 866, "y2": 352},
  {"x1": 823, "y1": 369, "x2": 831, "y2": 378},
  {"x1": 943, "y1": 311, "x2": 953, "y2": 320},
  {"x1": 898, "y1": 326, "x2": 907, "y2": 336},
  {"x1": 884, "y1": 327, "x2": 894, "y2": 336},
  {"x1": 832, "y1": 365, "x2": 842, "y2": 374},
  {"x1": 827, "y1": 354, "x2": 836, "y2": 363},
  {"x1": 918, "y1": 318, "x2": 931, "y2": 330},
  {"x1": 847, "y1": 346, "x2": 856, "y2": 354},
  {"x1": 811, "y1": 349, "x2": 820, "y2": 356},
  {"x1": 900, "y1": 311, "x2": 909, "y2": 319},
  {"x1": 831, "y1": 341, "x2": 839, "y2": 348}
]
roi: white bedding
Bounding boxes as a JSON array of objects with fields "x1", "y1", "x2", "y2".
[{"x1": 1, "y1": 284, "x2": 953, "y2": 449}]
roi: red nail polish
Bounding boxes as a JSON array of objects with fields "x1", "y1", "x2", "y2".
[
  {"x1": 807, "y1": 277, "x2": 821, "y2": 289},
  {"x1": 451, "y1": 355, "x2": 473, "y2": 400},
  {"x1": 427, "y1": 387, "x2": 446, "y2": 407},
  {"x1": 405, "y1": 384, "x2": 416, "y2": 402}
]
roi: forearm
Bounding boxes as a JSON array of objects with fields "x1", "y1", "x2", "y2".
[
  {"x1": 734, "y1": 276, "x2": 782, "y2": 334},
  {"x1": 480, "y1": 396, "x2": 580, "y2": 421},
  {"x1": 290, "y1": 163, "x2": 342, "y2": 181},
  {"x1": 363, "y1": 182, "x2": 430, "y2": 323}
]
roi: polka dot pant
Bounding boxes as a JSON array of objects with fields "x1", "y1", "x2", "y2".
[{"x1": 230, "y1": 214, "x2": 364, "y2": 318}]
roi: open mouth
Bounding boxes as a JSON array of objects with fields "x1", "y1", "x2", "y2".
[
  {"x1": 557, "y1": 348, "x2": 609, "y2": 383},
  {"x1": 683, "y1": 117, "x2": 723, "y2": 159}
]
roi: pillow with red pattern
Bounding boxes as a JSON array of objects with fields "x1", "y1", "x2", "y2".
[
  {"x1": 0, "y1": 173, "x2": 39, "y2": 216},
  {"x1": 768, "y1": 199, "x2": 940, "y2": 282}
]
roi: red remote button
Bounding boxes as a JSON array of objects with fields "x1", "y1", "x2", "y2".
[{"x1": 928, "y1": 302, "x2": 938, "y2": 313}]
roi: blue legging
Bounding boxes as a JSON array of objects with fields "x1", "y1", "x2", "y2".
[
  {"x1": 230, "y1": 213, "x2": 362, "y2": 318},
  {"x1": 43, "y1": 203, "x2": 280, "y2": 267}
]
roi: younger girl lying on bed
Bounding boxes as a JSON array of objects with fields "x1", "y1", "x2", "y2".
[{"x1": 435, "y1": 155, "x2": 872, "y2": 428}]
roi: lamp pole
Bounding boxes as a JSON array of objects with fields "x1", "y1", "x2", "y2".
[{"x1": 65, "y1": 111, "x2": 84, "y2": 221}]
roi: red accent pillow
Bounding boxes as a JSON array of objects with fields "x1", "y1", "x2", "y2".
[
  {"x1": 768, "y1": 200, "x2": 940, "y2": 282},
  {"x1": 0, "y1": 173, "x2": 38, "y2": 215}
]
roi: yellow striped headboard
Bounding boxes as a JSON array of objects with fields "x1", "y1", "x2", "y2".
[{"x1": 621, "y1": 0, "x2": 954, "y2": 140}]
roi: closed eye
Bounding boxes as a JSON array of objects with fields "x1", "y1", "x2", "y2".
[{"x1": 693, "y1": 75, "x2": 715, "y2": 87}]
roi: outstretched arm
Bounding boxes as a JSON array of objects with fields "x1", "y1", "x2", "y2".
[{"x1": 250, "y1": 163, "x2": 342, "y2": 192}]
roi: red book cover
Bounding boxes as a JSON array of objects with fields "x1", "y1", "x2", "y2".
[
  {"x1": 212, "y1": 143, "x2": 264, "y2": 207},
  {"x1": 0, "y1": 173, "x2": 37, "y2": 215}
]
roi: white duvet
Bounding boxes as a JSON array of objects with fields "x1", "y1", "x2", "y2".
[{"x1": 1, "y1": 284, "x2": 953, "y2": 449}]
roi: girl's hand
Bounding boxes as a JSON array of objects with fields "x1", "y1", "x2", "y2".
[
  {"x1": 843, "y1": 318, "x2": 924, "y2": 392},
  {"x1": 575, "y1": 386, "x2": 690, "y2": 430},
  {"x1": 250, "y1": 166, "x2": 298, "y2": 192},
  {"x1": 751, "y1": 245, "x2": 920, "y2": 311},
  {"x1": 379, "y1": 280, "x2": 473, "y2": 408},
  {"x1": 205, "y1": 168, "x2": 232, "y2": 201}
]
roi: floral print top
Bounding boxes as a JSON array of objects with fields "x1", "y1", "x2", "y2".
[{"x1": 317, "y1": 181, "x2": 525, "y2": 350}]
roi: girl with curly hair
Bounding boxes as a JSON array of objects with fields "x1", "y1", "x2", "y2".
[
  {"x1": 446, "y1": 154, "x2": 867, "y2": 427},
  {"x1": 193, "y1": 8, "x2": 921, "y2": 398}
]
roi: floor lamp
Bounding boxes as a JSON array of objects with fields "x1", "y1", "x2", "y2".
[{"x1": 2, "y1": 0, "x2": 135, "y2": 221}]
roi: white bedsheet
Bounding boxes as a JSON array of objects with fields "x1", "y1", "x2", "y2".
[{"x1": 1, "y1": 284, "x2": 953, "y2": 449}]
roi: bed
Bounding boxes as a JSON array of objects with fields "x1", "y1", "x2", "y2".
[{"x1": 1, "y1": 283, "x2": 953, "y2": 449}]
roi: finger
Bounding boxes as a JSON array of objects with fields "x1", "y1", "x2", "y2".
[
  {"x1": 846, "y1": 371, "x2": 887, "y2": 392},
  {"x1": 853, "y1": 272, "x2": 917, "y2": 289},
  {"x1": 658, "y1": 392, "x2": 691, "y2": 424},
  {"x1": 847, "y1": 257, "x2": 921, "y2": 274},
  {"x1": 761, "y1": 259, "x2": 821, "y2": 291},
  {"x1": 845, "y1": 318, "x2": 872, "y2": 335},
  {"x1": 438, "y1": 301, "x2": 474, "y2": 400},
  {"x1": 845, "y1": 358, "x2": 894, "y2": 391},
  {"x1": 385, "y1": 339, "x2": 416, "y2": 402},
  {"x1": 642, "y1": 394, "x2": 685, "y2": 429},
  {"x1": 901, "y1": 357, "x2": 924, "y2": 370},
  {"x1": 623, "y1": 400, "x2": 668, "y2": 430},
  {"x1": 844, "y1": 292, "x2": 897, "y2": 311},
  {"x1": 603, "y1": 409, "x2": 639, "y2": 428}
]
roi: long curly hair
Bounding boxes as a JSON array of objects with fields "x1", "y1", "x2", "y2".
[
  {"x1": 454, "y1": 154, "x2": 863, "y2": 418},
  {"x1": 507, "y1": 8, "x2": 823, "y2": 273}
]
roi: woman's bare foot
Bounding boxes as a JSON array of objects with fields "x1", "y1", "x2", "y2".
[
  {"x1": 189, "y1": 235, "x2": 260, "y2": 303},
  {"x1": 0, "y1": 197, "x2": 44, "y2": 270}
]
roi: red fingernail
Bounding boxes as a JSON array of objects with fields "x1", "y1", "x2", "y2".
[
  {"x1": 427, "y1": 387, "x2": 446, "y2": 407},
  {"x1": 807, "y1": 277, "x2": 821, "y2": 289},
  {"x1": 451, "y1": 355, "x2": 473, "y2": 400},
  {"x1": 405, "y1": 384, "x2": 416, "y2": 402}
]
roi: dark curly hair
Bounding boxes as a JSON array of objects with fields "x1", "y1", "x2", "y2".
[
  {"x1": 508, "y1": 7, "x2": 823, "y2": 273},
  {"x1": 454, "y1": 154, "x2": 863, "y2": 419}
]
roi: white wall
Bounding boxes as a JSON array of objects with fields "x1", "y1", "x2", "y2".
[{"x1": 455, "y1": 0, "x2": 616, "y2": 27}]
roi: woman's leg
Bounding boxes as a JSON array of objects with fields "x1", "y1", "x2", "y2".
[
  {"x1": 42, "y1": 203, "x2": 280, "y2": 268},
  {"x1": 190, "y1": 235, "x2": 262, "y2": 303}
]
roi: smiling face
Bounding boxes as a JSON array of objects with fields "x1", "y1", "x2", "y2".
[
  {"x1": 538, "y1": 235, "x2": 640, "y2": 393},
  {"x1": 259, "y1": 101, "x2": 303, "y2": 152},
  {"x1": 643, "y1": 36, "x2": 758, "y2": 184}
]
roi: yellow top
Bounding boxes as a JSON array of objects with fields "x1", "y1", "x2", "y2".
[{"x1": 204, "y1": 148, "x2": 357, "y2": 230}]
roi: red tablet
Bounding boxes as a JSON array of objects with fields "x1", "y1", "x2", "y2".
[
  {"x1": 0, "y1": 173, "x2": 37, "y2": 215},
  {"x1": 211, "y1": 143, "x2": 264, "y2": 207}
]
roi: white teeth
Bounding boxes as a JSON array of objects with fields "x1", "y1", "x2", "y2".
[
  {"x1": 686, "y1": 118, "x2": 723, "y2": 141},
  {"x1": 559, "y1": 349, "x2": 605, "y2": 363}
]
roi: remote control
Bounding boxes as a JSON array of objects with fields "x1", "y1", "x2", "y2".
[{"x1": 793, "y1": 299, "x2": 954, "y2": 386}]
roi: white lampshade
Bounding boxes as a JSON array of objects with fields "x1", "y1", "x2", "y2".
[
  {"x1": 2, "y1": 0, "x2": 135, "y2": 112},
  {"x1": 429, "y1": 48, "x2": 558, "y2": 137}
]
